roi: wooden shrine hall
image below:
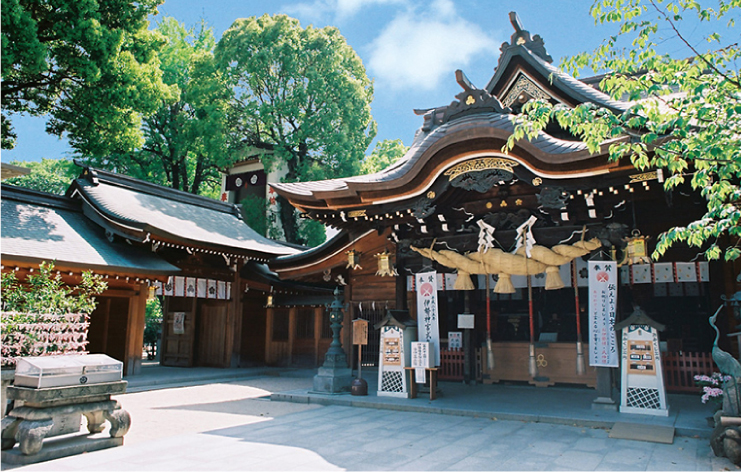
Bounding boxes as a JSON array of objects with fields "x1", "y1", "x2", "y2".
[{"x1": 269, "y1": 13, "x2": 739, "y2": 389}]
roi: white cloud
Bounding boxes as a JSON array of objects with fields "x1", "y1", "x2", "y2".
[
  {"x1": 284, "y1": 0, "x2": 407, "y2": 24},
  {"x1": 367, "y1": 0, "x2": 498, "y2": 91}
]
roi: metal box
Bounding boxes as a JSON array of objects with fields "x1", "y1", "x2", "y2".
[{"x1": 14, "y1": 354, "x2": 123, "y2": 389}]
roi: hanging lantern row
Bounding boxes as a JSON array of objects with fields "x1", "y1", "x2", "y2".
[
  {"x1": 151, "y1": 239, "x2": 267, "y2": 264},
  {"x1": 311, "y1": 177, "x2": 662, "y2": 227},
  {"x1": 0, "y1": 265, "x2": 164, "y2": 288}
]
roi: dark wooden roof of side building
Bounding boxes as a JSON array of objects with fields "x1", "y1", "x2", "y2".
[
  {"x1": 67, "y1": 165, "x2": 301, "y2": 262},
  {"x1": 1, "y1": 184, "x2": 180, "y2": 276}
]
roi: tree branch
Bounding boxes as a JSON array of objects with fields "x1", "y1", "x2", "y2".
[{"x1": 648, "y1": 0, "x2": 740, "y2": 88}]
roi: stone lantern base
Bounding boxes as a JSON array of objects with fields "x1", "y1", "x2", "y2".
[{"x1": 311, "y1": 353, "x2": 353, "y2": 394}]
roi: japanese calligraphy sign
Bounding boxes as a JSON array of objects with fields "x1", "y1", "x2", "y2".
[
  {"x1": 448, "y1": 332, "x2": 463, "y2": 349},
  {"x1": 411, "y1": 341, "x2": 434, "y2": 383},
  {"x1": 588, "y1": 261, "x2": 619, "y2": 367},
  {"x1": 352, "y1": 319, "x2": 369, "y2": 345},
  {"x1": 619, "y1": 322, "x2": 668, "y2": 416},
  {"x1": 416, "y1": 271, "x2": 441, "y2": 366},
  {"x1": 173, "y1": 312, "x2": 185, "y2": 335}
]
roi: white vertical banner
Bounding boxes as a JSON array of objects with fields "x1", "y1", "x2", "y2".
[
  {"x1": 163, "y1": 277, "x2": 174, "y2": 296},
  {"x1": 174, "y1": 276, "x2": 185, "y2": 297},
  {"x1": 588, "y1": 261, "x2": 619, "y2": 367},
  {"x1": 185, "y1": 277, "x2": 197, "y2": 297},
  {"x1": 196, "y1": 278, "x2": 207, "y2": 298},
  {"x1": 416, "y1": 271, "x2": 441, "y2": 366}
]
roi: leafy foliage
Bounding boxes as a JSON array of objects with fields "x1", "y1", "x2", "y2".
[
  {"x1": 505, "y1": 0, "x2": 740, "y2": 261},
  {"x1": 92, "y1": 18, "x2": 232, "y2": 196},
  {"x1": 360, "y1": 139, "x2": 409, "y2": 175},
  {"x1": 3, "y1": 158, "x2": 78, "y2": 195},
  {"x1": 1, "y1": 0, "x2": 175, "y2": 156},
  {"x1": 297, "y1": 218, "x2": 327, "y2": 248},
  {"x1": 239, "y1": 194, "x2": 269, "y2": 237},
  {"x1": 215, "y1": 14, "x2": 376, "y2": 243},
  {"x1": 1, "y1": 262, "x2": 107, "y2": 315},
  {"x1": 143, "y1": 297, "x2": 162, "y2": 359}
]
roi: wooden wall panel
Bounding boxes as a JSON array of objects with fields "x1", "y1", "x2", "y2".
[
  {"x1": 241, "y1": 292, "x2": 267, "y2": 366},
  {"x1": 197, "y1": 301, "x2": 229, "y2": 367}
]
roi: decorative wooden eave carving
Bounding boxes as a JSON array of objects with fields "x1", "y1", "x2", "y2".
[{"x1": 269, "y1": 229, "x2": 384, "y2": 279}]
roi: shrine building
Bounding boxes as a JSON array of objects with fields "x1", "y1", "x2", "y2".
[{"x1": 268, "y1": 13, "x2": 740, "y2": 391}]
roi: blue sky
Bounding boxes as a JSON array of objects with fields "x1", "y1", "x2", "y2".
[{"x1": 2, "y1": 0, "x2": 736, "y2": 164}]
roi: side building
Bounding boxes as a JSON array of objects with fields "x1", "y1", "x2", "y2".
[{"x1": 1, "y1": 185, "x2": 179, "y2": 375}]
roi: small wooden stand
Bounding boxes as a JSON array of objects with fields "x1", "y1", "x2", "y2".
[{"x1": 405, "y1": 367, "x2": 438, "y2": 400}]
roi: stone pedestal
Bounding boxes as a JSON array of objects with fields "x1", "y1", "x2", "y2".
[
  {"x1": 1, "y1": 370, "x2": 14, "y2": 418},
  {"x1": 312, "y1": 353, "x2": 353, "y2": 394},
  {"x1": 1, "y1": 381, "x2": 129, "y2": 465},
  {"x1": 592, "y1": 367, "x2": 617, "y2": 411}
]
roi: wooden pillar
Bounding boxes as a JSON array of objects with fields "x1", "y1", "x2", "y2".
[
  {"x1": 228, "y1": 272, "x2": 244, "y2": 368},
  {"x1": 395, "y1": 250, "x2": 406, "y2": 311},
  {"x1": 288, "y1": 307, "x2": 297, "y2": 365},
  {"x1": 265, "y1": 307, "x2": 274, "y2": 365},
  {"x1": 124, "y1": 283, "x2": 147, "y2": 376},
  {"x1": 100, "y1": 298, "x2": 111, "y2": 352},
  {"x1": 314, "y1": 306, "x2": 323, "y2": 366}
]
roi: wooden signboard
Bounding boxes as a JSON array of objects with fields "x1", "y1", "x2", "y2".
[
  {"x1": 353, "y1": 319, "x2": 369, "y2": 345},
  {"x1": 627, "y1": 340, "x2": 655, "y2": 375},
  {"x1": 383, "y1": 336, "x2": 401, "y2": 366}
]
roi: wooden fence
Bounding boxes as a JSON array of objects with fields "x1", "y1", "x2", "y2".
[
  {"x1": 439, "y1": 348, "x2": 465, "y2": 380},
  {"x1": 438, "y1": 347, "x2": 715, "y2": 392},
  {"x1": 662, "y1": 352, "x2": 715, "y2": 393}
]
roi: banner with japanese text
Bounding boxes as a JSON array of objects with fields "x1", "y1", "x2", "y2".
[
  {"x1": 588, "y1": 261, "x2": 619, "y2": 367},
  {"x1": 416, "y1": 271, "x2": 441, "y2": 366}
]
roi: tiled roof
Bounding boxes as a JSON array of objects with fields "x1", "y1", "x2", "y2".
[
  {"x1": 71, "y1": 167, "x2": 300, "y2": 257},
  {"x1": 272, "y1": 111, "x2": 597, "y2": 197},
  {"x1": 1, "y1": 185, "x2": 180, "y2": 274},
  {"x1": 485, "y1": 44, "x2": 629, "y2": 113}
]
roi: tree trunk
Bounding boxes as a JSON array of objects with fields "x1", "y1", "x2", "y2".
[{"x1": 279, "y1": 195, "x2": 299, "y2": 244}]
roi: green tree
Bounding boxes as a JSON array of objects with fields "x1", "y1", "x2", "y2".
[
  {"x1": 239, "y1": 194, "x2": 269, "y2": 236},
  {"x1": 4, "y1": 158, "x2": 78, "y2": 195},
  {"x1": 215, "y1": 14, "x2": 376, "y2": 244},
  {"x1": 505, "y1": 0, "x2": 740, "y2": 261},
  {"x1": 360, "y1": 139, "x2": 409, "y2": 174},
  {"x1": 95, "y1": 18, "x2": 232, "y2": 195},
  {"x1": 1, "y1": 0, "x2": 175, "y2": 156},
  {"x1": 143, "y1": 297, "x2": 162, "y2": 359}
]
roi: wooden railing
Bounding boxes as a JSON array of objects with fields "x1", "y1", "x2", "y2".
[
  {"x1": 439, "y1": 348, "x2": 465, "y2": 380},
  {"x1": 662, "y1": 351, "x2": 715, "y2": 393}
]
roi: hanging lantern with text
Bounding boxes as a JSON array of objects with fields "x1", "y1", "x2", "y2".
[
  {"x1": 375, "y1": 250, "x2": 398, "y2": 277},
  {"x1": 621, "y1": 229, "x2": 651, "y2": 266},
  {"x1": 346, "y1": 250, "x2": 362, "y2": 270}
]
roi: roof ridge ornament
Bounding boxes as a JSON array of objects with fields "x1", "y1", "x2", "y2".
[
  {"x1": 416, "y1": 70, "x2": 512, "y2": 132},
  {"x1": 500, "y1": 12, "x2": 553, "y2": 64}
]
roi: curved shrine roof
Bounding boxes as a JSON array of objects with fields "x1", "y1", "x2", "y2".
[
  {"x1": 272, "y1": 13, "x2": 633, "y2": 210},
  {"x1": 69, "y1": 167, "x2": 300, "y2": 258}
]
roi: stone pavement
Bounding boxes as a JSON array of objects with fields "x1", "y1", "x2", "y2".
[{"x1": 2, "y1": 366, "x2": 739, "y2": 471}]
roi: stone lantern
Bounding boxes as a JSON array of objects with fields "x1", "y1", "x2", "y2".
[{"x1": 311, "y1": 288, "x2": 353, "y2": 394}]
